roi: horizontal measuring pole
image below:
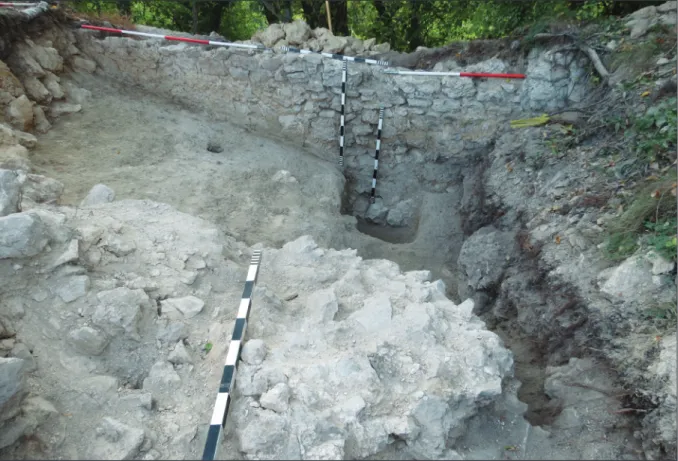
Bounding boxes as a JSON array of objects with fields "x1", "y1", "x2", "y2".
[
  {"x1": 383, "y1": 69, "x2": 526, "y2": 79},
  {"x1": 280, "y1": 45, "x2": 388, "y2": 66},
  {"x1": 0, "y1": 2, "x2": 38, "y2": 6},
  {"x1": 80, "y1": 24, "x2": 267, "y2": 51},
  {"x1": 202, "y1": 250, "x2": 263, "y2": 461}
]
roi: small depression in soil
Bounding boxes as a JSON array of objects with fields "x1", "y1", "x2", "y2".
[{"x1": 354, "y1": 218, "x2": 418, "y2": 244}]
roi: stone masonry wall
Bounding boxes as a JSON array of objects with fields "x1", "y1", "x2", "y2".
[{"x1": 73, "y1": 26, "x2": 591, "y2": 217}]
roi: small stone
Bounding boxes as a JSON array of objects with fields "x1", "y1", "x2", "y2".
[
  {"x1": 71, "y1": 57, "x2": 97, "y2": 73},
  {"x1": 657, "y1": 57, "x2": 670, "y2": 66},
  {"x1": 646, "y1": 251, "x2": 675, "y2": 275},
  {"x1": 6, "y1": 96, "x2": 34, "y2": 132},
  {"x1": 0, "y1": 169, "x2": 22, "y2": 217},
  {"x1": 42, "y1": 72, "x2": 64, "y2": 99},
  {"x1": 241, "y1": 339, "x2": 267, "y2": 365},
  {"x1": 168, "y1": 341, "x2": 193, "y2": 365},
  {"x1": 160, "y1": 296, "x2": 204, "y2": 319},
  {"x1": 22, "y1": 76, "x2": 51, "y2": 104},
  {"x1": 259, "y1": 383, "x2": 291, "y2": 413},
  {"x1": 0, "y1": 212, "x2": 49, "y2": 259},
  {"x1": 142, "y1": 361, "x2": 181, "y2": 407},
  {"x1": 50, "y1": 239, "x2": 79, "y2": 270},
  {"x1": 91, "y1": 417, "x2": 145, "y2": 460},
  {"x1": 81, "y1": 184, "x2": 115, "y2": 206},
  {"x1": 47, "y1": 102, "x2": 81, "y2": 118},
  {"x1": 68, "y1": 326, "x2": 110, "y2": 356},
  {"x1": 55, "y1": 275, "x2": 90, "y2": 303}
]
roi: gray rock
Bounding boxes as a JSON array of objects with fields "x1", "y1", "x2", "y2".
[
  {"x1": 72, "y1": 56, "x2": 97, "y2": 73},
  {"x1": 62, "y1": 82, "x2": 92, "y2": 105},
  {"x1": 0, "y1": 357, "x2": 25, "y2": 410},
  {"x1": 47, "y1": 102, "x2": 81, "y2": 118},
  {"x1": 31, "y1": 45, "x2": 63, "y2": 73},
  {"x1": 168, "y1": 341, "x2": 193, "y2": 364},
  {"x1": 6, "y1": 96, "x2": 34, "y2": 132},
  {"x1": 119, "y1": 392, "x2": 153, "y2": 410},
  {"x1": 0, "y1": 169, "x2": 22, "y2": 217},
  {"x1": 42, "y1": 72, "x2": 64, "y2": 100},
  {"x1": 283, "y1": 20, "x2": 311, "y2": 45},
  {"x1": 22, "y1": 76, "x2": 51, "y2": 104},
  {"x1": 50, "y1": 239, "x2": 79, "y2": 270},
  {"x1": 373, "y1": 42, "x2": 390, "y2": 53},
  {"x1": 32, "y1": 105, "x2": 51, "y2": 133},
  {"x1": 646, "y1": 250, "x2": 675, "y2": 275},
  {"x1": 0, "y1": 212, "x2": 49, "y2": 259},
  {"x1": 0, "y1": 145, "x2": 30, "y2": 171},
  {"x1": 347, "y1": 294, "x2": 392, "y2": 333},
  {"x1": 458, "y1": 226, "x2": 516, "y2": 293},
  {"x1": 255, "y1": 23, "x2": 285, "y2": 48},
  {"x1": 241, "y1": 339, "x2": 267, "y2": 365},
  {"x1": 93, "y1": 287, "x2": 151, "y2": 339},
  {"x1": 21, "y1": 173, "x2": 64, "y2": 209},
  {"x1": 599, "y1": 255, "x2": 673, "y2": 304},
  {"x1": 658, "y1": 1, "x2": 677, "y2": 13},
  {"x1": 142, "y1": 361, "x2": 181, "y2": 406},
  {"x1": 386, "y1": 199, "x2": 416, "y2": 227},
  {"x1": 260, "y1": 382, "x2": 291, "y2": 413},
  {"x1": 10, "y1": 343, "x2": 36, "y2": 373},
  {"x1": 322, "y1": 35, "x2": 348, "y2": 53},
  {"x1": 0, "y1": 396, "x2": 57, "y2": 450},
  {"x1": 629, "y1": 18, "x2": 653, "y2": 39},
  {"x1": 55, "y1": 275, "x2": 90, "y2": 303},
  {"x1": 238, "y1": 409, "x2": 299, "y2": 458},
  {"x1": 365, "y1": 200, "x2": 388, "y2": 224},
  {"x1": 81, "y1": 184, "x2": 115, "y2": 206},
  {"x1": 160, "y1": 296, "x2": 204, "y2": 319},
  {"x1": 68, "y1": 326, "x2": 110, "y2": 355},
  {"x1": 305, "y1": 288, "x2": 338, "y2": 324},
  {"x1": 156, "y1": 321, "x2": 188, "y2": 344},
  {"x1": 10, "y1": 131, "x2": 36, "y2": 150},
  {"x1": 91, "y1": 417, "x2": 145, "y2": 460}
]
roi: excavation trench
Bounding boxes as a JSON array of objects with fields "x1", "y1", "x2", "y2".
[
  {"x1": 35, "y1": 72, "x2": 568, "y2": 443},
  {"x1": 2, "y1": 14, "x2": 659, "y2": 460}
]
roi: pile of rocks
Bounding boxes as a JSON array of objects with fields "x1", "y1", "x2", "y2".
[
  {"x1": 251, "y1": 20, "x2": 391, "y2": 55},
  {"x1": 0, "y1": 16, "x2": 96, "y2": 139}
]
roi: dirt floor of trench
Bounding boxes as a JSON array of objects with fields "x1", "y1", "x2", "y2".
[{"x1": 29, "y1": 72, "x2": 466, "y2": 298}]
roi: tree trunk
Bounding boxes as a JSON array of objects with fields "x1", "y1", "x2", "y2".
[
  {"x1": 330, "y1": 0, "x2": 348, "y2": 35},
  {"x1": 406, "y1": 0, "x2": 422, "y2": 51},
  {"x1": 284, "y1": 0, "x2": 293, "y2": 22},
  {"x1": 301, "y1": 0, "x2": 322, "y2": 29},
  {"x1": 260, "y1": 0, "x2": 283, "y2": 24},
  {"x1": 192, "y1": 0, "x2": 198, "y2": 35},
  {"x1": 202, "y1": 1, "x2": 224, "y2": 34}
]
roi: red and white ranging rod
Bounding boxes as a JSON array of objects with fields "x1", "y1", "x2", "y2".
[
  {"x1": 80, "y1": 24, "x2": 267, "y2": 51},
  {"x1": 383, "y1": 69, "x2": 526, "y2": 79}
]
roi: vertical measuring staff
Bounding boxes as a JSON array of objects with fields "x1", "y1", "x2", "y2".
[
  {"x1": 370, "y1": 107, "x2": 385, "y2": 204},
  {"x1": 339, "y1": 61, "x2": 347, "y2": 167},
  {"x1": 202, "y1": 250, "x2": 262, "y2": 461}
]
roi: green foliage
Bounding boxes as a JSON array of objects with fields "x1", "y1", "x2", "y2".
[
  {"x1": 603, "y1": 177, "x2": 677, "y2": 262},
  {"x1": 644, "y1": 218, "x2": 678, "y2": 262},
  {"x1": 645, "y1": 302, "x2": 677, "y2": 322},
  {"x1": 71, "y1": 0, "x2": 634, "y2": 52},
  {"x1": 574, "y1": 0, "x2": 611, "y2": 22},
  {"x1": 204, "y1": 341, "x2": 213, "y2": 353},
  {"x1": 220, "y1": 2, "x2": 268, "y2": 40},
  {"x1": 632, "y1": 97, "x2": 677, "y2": 164}
]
